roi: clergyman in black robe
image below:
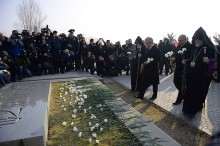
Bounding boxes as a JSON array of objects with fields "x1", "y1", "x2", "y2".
[{"x1": 182, "y1": 27, "x2": 216, "y2": 118}]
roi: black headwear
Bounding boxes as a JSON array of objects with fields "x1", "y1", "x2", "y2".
[
  {"x1": 135, "y1": 36, "x2": 146, "y2": 49},
  {"x1": 68, "y1": 29, "x2": 75, "y2": 33},
  {"x1": 192, "y1": 27, "x2": 215, "y2": 50}
]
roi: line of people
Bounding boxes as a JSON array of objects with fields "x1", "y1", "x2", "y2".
[{"x1": 133, "y1": 27, "x2": 220, "y2": 118}]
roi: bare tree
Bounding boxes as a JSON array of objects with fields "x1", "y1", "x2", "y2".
[
  {"x1": 15, "y1": 0, "x2": 46, "y2": 33},
  {"x1": 167, "y1": 32, "x2": 176, "y2": 43},
  {"x1": 213, "y1": 33, "x2": 220, "y2": 45}
]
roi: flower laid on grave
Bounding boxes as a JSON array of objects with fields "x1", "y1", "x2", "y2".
[{"x1": 48, "y1": 78, "x2": 161, "y2": 146}]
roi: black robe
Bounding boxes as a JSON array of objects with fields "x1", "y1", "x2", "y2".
[
  {"x1": 183, "y1": 27, "x2": 216, "y2": 115},
  {"x1": 131, "y1": 36, "x2": 147, "y2": 91}
]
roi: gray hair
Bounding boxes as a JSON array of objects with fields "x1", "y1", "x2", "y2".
[
  {"x1": 144, "y1": 37, "x2": 154, "y2": 43},
  {"x1": 178, "y1": 34, "x2": 187, "y2": 40}
]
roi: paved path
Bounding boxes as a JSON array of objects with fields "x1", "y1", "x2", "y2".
[{"x1": 108, "y1": 73, "x2": 220, "y2": 136}]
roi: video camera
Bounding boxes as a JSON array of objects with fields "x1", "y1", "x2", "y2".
[{"x1": 41, "y1": 25, "x2": 51, "y2": 35}]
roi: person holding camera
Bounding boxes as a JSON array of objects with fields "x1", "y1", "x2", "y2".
[{"x1": 0, "y1": 51, "x2": 10, "y2": 87}]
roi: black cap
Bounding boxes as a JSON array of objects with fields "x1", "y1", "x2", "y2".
[
  {"x1": 12, "y1": 30, "x2": 21, "y2": 35},
  {"x1": 53, "y1": 30, "x2": 58, "y2": 34},
  {"x1": 68, "y1": 29, "x2": 75, "y2": 33}
]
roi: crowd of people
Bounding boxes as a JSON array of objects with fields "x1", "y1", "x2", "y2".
[{"x1": 1, "y1": 27, "x2": 220, "y2": 118}]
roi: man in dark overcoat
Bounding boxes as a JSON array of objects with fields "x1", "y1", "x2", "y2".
[{"x1": 135, "y1": 37, "x2": 161, "y2": 100}]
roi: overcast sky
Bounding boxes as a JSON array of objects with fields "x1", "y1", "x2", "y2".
[{"x1": 1, "y1": 0, "x2": 220, "y2": 44}]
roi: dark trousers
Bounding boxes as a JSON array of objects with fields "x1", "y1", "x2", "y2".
[
  {"x1": 138, "y1": 83, "x2": 158, "y2": 99},
  {"x1": 159, "y1": 59, "x2": 170, "y2": 75},
  {"x1": 173, "y1": 73, "x2": 184, "y2": 101}
]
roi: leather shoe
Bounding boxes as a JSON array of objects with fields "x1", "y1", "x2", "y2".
[
  {"x1": 134, "y1": 95, "x2": 143, "y2": 100},
  {"x1": 149, "y1": 95, "x2": 157, "y2": 100},
  {"x1": 173, "y1": 100, "x2": 182, "y2": 105}
]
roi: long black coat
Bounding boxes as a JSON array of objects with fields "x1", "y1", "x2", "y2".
[
  {"x1": 141, "y1": 45, "x2": 161, "y2": 85},
  {"x1": 183, "y1": 45, "x2": 215, "y2": 114}
]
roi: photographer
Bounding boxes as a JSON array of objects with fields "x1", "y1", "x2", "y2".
[
  {"x1": 0, "y1": 51, "x2": 10, "y2": 87},
  {"x1": 8, "y1": 30, "x2": 24, "y2": 80},
  {"x1": 49, "y1": 30, "x2": 64, "y2": 73},
  {"x1": 0, "y1": 33, "x2": 10, "y2": 53},
  {"x1": 30, "y1": 49, "x2": 42, "y2": 76}
]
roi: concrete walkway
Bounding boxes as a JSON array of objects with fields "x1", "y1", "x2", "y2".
[{"x1": 108, "y1": 73, "x2": 220, "y2": 136}]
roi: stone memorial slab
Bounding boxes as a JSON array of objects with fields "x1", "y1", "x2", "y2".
[{"x1": 0, "y1": 81, "x2": 51, "y2": 146}]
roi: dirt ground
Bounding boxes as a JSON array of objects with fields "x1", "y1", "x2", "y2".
[{"x1": 104, "y1": 81, "x2": 211, "y2": 146}]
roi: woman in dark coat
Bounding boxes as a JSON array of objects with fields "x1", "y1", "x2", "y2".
[{"x1": 182, "y1": 27, "x2": 216, "y2": 118}]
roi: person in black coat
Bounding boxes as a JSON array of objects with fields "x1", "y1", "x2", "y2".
[
  {"x1": 159, "y1": 38, "x2": 175, "y2": 75},
  {"x1": 135, "y1": 37, "x2": 161, "y2": 100},
  {"x1": 94, "y1": 39, "x2": 106, "y2": 76},
  {"x1": 182, "y1": 27, "x2": 216, "y2": 118},
  {"x1": 172, "y1": 34, "x2": 192, "y2": 105},
  {"x1": 65, "y1": 29, "x2": 79, "y2": 70},
  {"x1": 130, "y1": 36, "x2": 147, "y2": 91},
  {"x1": 49, "y1": 31, "x2": 64, "y2": 73}
]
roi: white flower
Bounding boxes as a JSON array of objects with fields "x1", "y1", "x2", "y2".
[
  {"x1": 101, "y1": 108, "x2": 103, "y2": 111},
  {"x1": 60, "y1": 105, "x2": 64, "y2": 108},
  {"x1": 78, "y1": 132, "x2": 82, "y2": 137},
  {"x1": 96, "y1": 104, "x2": 102, "y2": 108},
  {"x1": 79, "y1": 106, "x2": 81, "y2": 109},
  {"x1": 182, "y1": 48, "x2": 186, "y2": 51},
  {"x1": 165, "y1": 54, "x2": 168, "y2": 58},
  {"x1": 127, "y1": 52, "x2": 131, "y2": 54},
  {"x1": 147, "y1": 58, "x2": 151, "y2": 63},
  {"x1": 89, "y1": 138, "x2": 92, "y2": 143},
  {"x1": 88, "y1": 106, "x2": 92, "y2": 109},
  {"x1": 73, "y1": 109, "x2": 77, "y2": 113},
  {"x1": 104, "y1": 119, "x2": 108, "y2": 123},
  {"x1": 150, "y1": 58, "x2": 154, "y2": 61},
  {"x1": 95, "y1": 140, "x2": 99, "y2": 143},
  {"x1": 63, "y1": 108, "x2": 67, "y2": 111},
  {"x1": 65, "y1": 91, "x2": 68, "y2": 95},
  {"x1": 83, "y1": 94, "x2": 87, "y2": 99},
  {"x1": 95, "y1": 123, "x2": 99, "y2": 128},
  {"x1": 71, "y1": 122, "x2": 74, "y2": 126},
  {"x1": 72, "y1": 114, "x2": 76, "y2": 118},
  {"x1": 69, "y1": 102, "x2": 73, "y2": 105},
  {"x1": 62, "y1": 121, "x2": 67, "y2": 126},
  {"x1": 91, "y1": 126, "x2": 95, "y2": 131},
  {"x1": 63, "y1": 99, "x2": 66, "y2": 102},
  {"x1": 100, "y1": 127, "x2": 103, "y2": 132},
  {"x1": 92, "y1": 133, "x2": 97, "y2": 138},
  {"x1": 84, "y1": 109, "x2": 87, "y2": 113},
  {"x1": 90, "y1": 114, "x2": 96, "y2": 119},
  {"x1": 89, "y1": 122, "x2": 92, "y2": 126},
  {"x1": 73, "y1": 126, "x2": 78, "y2": 132}
]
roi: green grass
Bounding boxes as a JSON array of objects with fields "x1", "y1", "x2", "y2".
[{"x1": 47, "y1": 78, "x2": 142, "y2": 146}]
